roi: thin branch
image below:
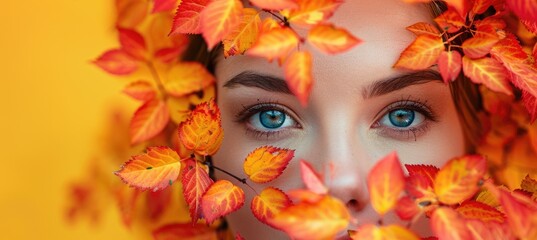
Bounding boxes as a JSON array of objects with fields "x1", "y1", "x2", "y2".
[{"x1": 146, "y1": 61, "x2": 167, "y2": 98}]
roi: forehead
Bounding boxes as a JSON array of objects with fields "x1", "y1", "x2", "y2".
[{"x1": 215, "y1": 0, "x2": 433, "y2": 97}]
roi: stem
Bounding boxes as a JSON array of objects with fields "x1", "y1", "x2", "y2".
[
  {"x1": 264, "y1": 10, "x2": 286, "y2": 24},
  {"x1": 204, "y1": 161, "x2": 258, "y2": 194},
  {"x1": 146, "y1": 61, "x2": 167, "y2": 98}
]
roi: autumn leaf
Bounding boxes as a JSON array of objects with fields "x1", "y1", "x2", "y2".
[
  {"x1": 471, "y1": 0, "x2": 494, "y2": 15},
  {"x1": 268, "y1": 195, "x2": 350, "y2": 240},
  {"x1": 299, "y1": 160, "x2": 328, "y2": 194},
  {"x1": 223, "y1": 8, "x2": 261, "y2": 57},
  {"x1": 349, "y1": 224, "x2": 420, "y2": 240},
  {"x1": 201, "y1": 0, "x2": 244, "y2": 49},
  {"x1": 201, "y1": 180, "x2": 245, "y2": 224},
  {"x1": 123, "y1": 80, "x2": 156, "y2": 101},
  {"x1": 182, "y1": 158, "x2": 214, "y2": 222},
  {"x1": 286, "y1": 0, "x2": 343, "y2": 27},
  {"x1": 152, "y1": 223, "x2": 218, "y2": 240},
  {"x1": 116, "y1": 0, "x2": 149, "y2": 28},
  {"x1": 94, "y1": 49, "x2": 139, "y2": 75},
  {"x1": 498, "y1": 188, "x2": 537, "y2": 239},
  {"x1": 284, "y1": 51, "x2": 313, "y2": 106},
  {"x1": 507, "y1": 0, "x2": 537, "y2": 22},
  {"x1": 462, "y1": 25, "x2": 500, "y2": 59},
  {"x1": 434, "y1": 8, "x2": 466, "y2": 33},
  {"x1": 179, "y1": 99, "x2": 224, "y2": 156},
  {"x1": 152, "y1": 0, "x2": 177, "y2": 13},
  {"x1": 431, "y1": 207, "x2": 471, "y2": 240},
  {"x1": 462, "y1": 56, "x2": 512, "y2": 96},
  {"x1": 247, "y1": 27, "x2": 300, "y2": 62},
  {"x1": 249, "y1": 0, "x2": 298, "y2": 10},
  {"x1": 520, "y1": 174, "x2": 537, "y2": 195},
  {"x1": 455, "y1": 200, "x2": 505, "y2": 223},
  {"x1": 118, "y1": 28, "x2": 147, "y2": 60},
  {"x1": 147, "y1": 187, "x2": 172, "y2": 220},
  {"x1": 406, "y1": 22, "x2": 441, "y2": 36},
  {"x1": 405, "y1": 164, "x2": 439, "y2": 199},
  {"x1": 434, "y1": 155, "x2": 486, "y2": 205},
  {"x1": 444, "y1": 0, "x2": 471, "y2": 18},
  {"x1": 438, "y1": 51, "x2": 462, "y2": 83},
  {"x1": 154, "y1": 47, "x2": 184, "y2": 64},
  {"x1": 368, "y1": 151, "x2": 405, "y2": 216},
  {"x1": 170, "y1": 0, "x2": 211, "y2": 34},
  {"x1": 164, "y1": 62, "x2": 215, "y2": 97},
  {"x1": 393, "y1": 34, "x2": 444, "y2": 70},
  {"x1": 251, "y1": 187, "x2": 291, "y2": 226},
  {"x1": 307, "y1": 24, "x2": 362, "y2": 54},
  {"x1": 243, "y1": 146, "x2": 294, "y2": 183},
  {"x1": 115, "y1": 147, "x2": 181, "y2": 191},
  {"x1": 130, "y1": 98, "x2": 170, "y2": 145}
]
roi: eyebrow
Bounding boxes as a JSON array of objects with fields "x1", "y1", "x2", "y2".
[
  {"x1": 362, "y1": 69, "x2": 442, "y2": 99},
  {"x1": 223, "y1": 71, "x2": 292, "y2": 94}
]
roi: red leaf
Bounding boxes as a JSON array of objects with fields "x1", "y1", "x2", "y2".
[
  {"x1": 462, "y1": 25, "x2": 500, "y2": 59},
  {"x1": 182, "y1": 158, "x2": 214, "y2": 222},
  {"x1": 395, "y1": 196, "x2": 421, "y2": 221},
  {"x1": 118, "y1": 28, "x2": 147, "y2": 60},
  {"x1": 201, "y1": 180, "x2": 245, "y2": 224},
  {"x1": 430, "y1": 207, "x2": 471, "y2": 240},
  {"x1": 300, "y1": 160, "x2": 328, "y2": 194},
  {"x1": 152, "y1": 0, "x2": 177, "y2": 13},
  {"x1": 251, "y1": 187, "x2": 291, "y2": 226},
  {"x1": 307, "y1": 24, "x2": 362, "y2": 54},
  {"x1": 406, "y1": 22, "x2": 441, "y2": 36},
  {"x1": 170, "y1": 0, "x2": 210, "y2": 35},
  {"x1": 249, "y1": 0, "x2": 298, "y2": 10},
  {"x1": 130, "y1": 99, "x2": 170, "y2": 145},
  {"x1": 522, "y1": 90, "x2": 537, "y2": 123},
  {"x1": 507, "y1": 0, "x2": 537, "y2": 22},
  {"x1": 462, "y1": 56, "x2": 512, "y2": 96},
  {"x1": 438, "y1": 51, "x2": 462, "y2": 83},
  {"x1": 147, "y1": 187, "x2": 173, "y2": 220},
  {"x1": 393, "y1": 34, "x2": 444, "y2": 70},
  {"x1": 367, "y1": 151, "x2": 405, "y2": 216},
  {"x1": 284, "y1": 51, "x2": 313, "y2": 106},
  {"x1": 247, "y1": 27, "x2": 300, "y2": 62},
  {"x1": 115, "y1": 147, "x2": 181, "y2": 191},
  {"x1": 455, "y1": 200, "x2": 505, "y2": 223},
  {"x1": 200, "y1": 0, "x2": 244, "y2": 49},
  {"x1": 471, "y1": 0, "x2": 494, "y2": 15},
  {"x1": 154, "y1": 47, "x2": 184, "y2": 63},
  {"x1": 152, "y1": 223, "x2": 217, "y2": 240},
  {"x1": 94, "y1": 49, "x2": 139, "y2": 75},
  {"x1": 123, "y1": 80, "x2": 156, "y2": 101},
  {"x1": 434, "y1": 155, "x2": 487, "y2": 205},
  {"x1": 445, "y1": 0, "x2": 471, "y2": 17},
  {"x1": 243, "y1": 146, "x2": 295, "y2": 183},
  {"x1": 405, "y1": 164, "x2": 439, "y2": 198},
  {"x1": 434, "y1": 8, "x2": 466, "y2": 33},
  {"x1": 498, "y1": 188, "x2": 537, "y2": 239}
]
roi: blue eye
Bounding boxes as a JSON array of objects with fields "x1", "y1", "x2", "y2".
[
  {"x1": 259, "y1": 110, "x2": 286, "y2": 129},
  {"x1": 379, "y1": 108, "x2": 425, "y2": 129}
]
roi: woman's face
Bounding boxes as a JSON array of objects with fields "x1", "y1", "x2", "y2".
[{"x1": 213, "y1": 0, "x2": 465, "y2": 238}]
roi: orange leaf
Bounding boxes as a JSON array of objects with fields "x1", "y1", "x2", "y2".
[
  {"x1": 201, "y1": 180, "x2": 245, "y2": 224},
  {"x1": 201, "y1": 0, "x2": 244, "y2": 49},
  {"x1": 434, "y1": 8, "x2": 466, "y2": 33},
  {"x1": 433, "y1": 155, "x2": 486, "y2": 205},
  {"x1": 170, "y1": 0, "x2": 210, "y2": 34},
  {"x1": 367, "y1": 151, "x2": 405, "y2": 216},
  {"x1": 115, "y1": 147, "x2": 181, "y2": 191},
  {"x1": 444, "y1": 0, "x2": 471, "y2": 18},
  {"x1": 94, "y1": 49, "x2": 139, "y2": 75},
  {"x1": 471, "y1": 0, "x2": 494, "y2": 15},
  {"x1": 461, "y1": 56, "x2": 512, "y2": 96},
  {"x1": 286, "y1": 0, "x2": 342, "y2": 27},
  {"x1": 393, "y1": 34, "x2": 444, "y2": 70},
  {"x1": 284, "y1": 51, "x2": 313, "y2": 106},
  {"x1": 116, "y1": 0, "x2": 148, "y2": 28},
  {"x1": 164, "y1": 62, "x2": 215, "y2": 97},
  {"x1": 395, "y1": 196, "x2": 421, "y2": 221},
  {"x1": 181, "y1": 158, "x2": 214, "y2": 222},
  {"x1": 507, "y1": 0, "x2": 537, "y2": 22},
  {"x1": 123, "y1": 80, "x2": 156, "y2": 101},
  {"x1": 118, "y1": 28, "x2": 147, "y2": 60},
  {"x1": 269, "y1": 195, "x2": 350, "y2": 240},
  {"x1": 349, "y1": 224, "x2": 419, "y2": 240},
  {"x1": 430, "y1": 207, "x2": 471, "y2": 240},
  {"x1": 287, "y1": 189, "x2": 324, "y2": 203},
  {"x1": 247, "y1": 27, "x2": 300, "y2": 62},
  {"x1": 243, "y1": 146, "x2": 295, "y2": 183},
  {"x1": 520, "y1": 174, "x2": 537, "y2": 194},
  {"x1": 438, "y1": 51, "x2": 462, "y2": 83},
  {"x1": 455, "y1": 200, "x2": 505, "y2": 223},
  {"x1": 405, "y1": 164, "x2": 439, "y2": 199},
  {"x1": 307, "y1": 24, "x2": 362, "y2": 54},
  {"x1": 223, "y1": 8, "x2": 261, "y2": 57},
  {"x1": 152, "y1": 0, "x2": 177, "y2": 13},
  {"x1": 406, "y1": 22, "x2": 441, "y2": 36},
  {"x1": 251, "y1": 187, "x2": 291, "y2": 226},
  {"x1": 299, "y1": 160, "x2": 328, "y2": 194},
  {"x1": 152, "y1": 223, "x2": 218, "y2": 240},
  {"x1": 498, "y1": 189, "x2": 537, "y2": 239},
  {"x1": 490, "y1": 34, "x2": 528, "y2": 62},
  {"x1": 130, "y1": 99, "x2": 170, "y2": 145},
  {"x1": 249, "y1": 0, "x2": 298, "y2": 10},
  {"x1": 154, "y1": 47, "x2": 184, "y2": 64},
  {"x1": 462, "y1": 25, "x2": 500, "y2": 59},
  {"x1": 179, "y1": 99, "x2": 224, "y2": 156}
]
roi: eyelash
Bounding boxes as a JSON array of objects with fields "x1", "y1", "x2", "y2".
[{"x1": 234, "y1": 102, "x2": 301, "y2": 139}]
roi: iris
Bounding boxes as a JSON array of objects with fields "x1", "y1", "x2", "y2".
[
  {"x1": 388, "y1": 109, "x2": 415, "y2": 127},
  {"x1": 259, "y1": 110, "x2": 286, "y2": 129}
]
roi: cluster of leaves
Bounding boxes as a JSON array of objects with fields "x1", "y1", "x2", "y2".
[
  {"x1": 170, "y1": 0, "x2": 362, "y2": 106},
  {"x1": 396, "y1": 0, "x2": 537, "y2": 121}
]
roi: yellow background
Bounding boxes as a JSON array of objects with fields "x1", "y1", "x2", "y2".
[{"x1": 2, "y1": 0, "x2": 132, "y2": 239}]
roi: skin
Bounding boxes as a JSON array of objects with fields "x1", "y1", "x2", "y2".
[{"x1": 213, "y1": 0, "x2": 465, "y2": 239}]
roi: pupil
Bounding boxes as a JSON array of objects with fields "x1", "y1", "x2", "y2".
[
  {"x1": 389, "y1": 109, "x2": 415, "y2": 127},
  {"x1": 259, "y1": 110, "x2": 285, "y2": 129}
]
